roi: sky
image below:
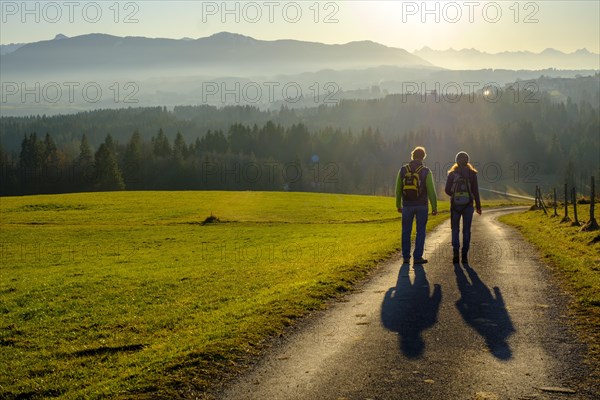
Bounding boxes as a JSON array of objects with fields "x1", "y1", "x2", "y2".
[{"x1": 1, "y1": 0, "x2": 599, "y2": 53}]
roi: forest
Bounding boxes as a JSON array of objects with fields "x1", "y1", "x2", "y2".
[{"x1": 1, "y1": 83, "x2": 598, "y2": 197}]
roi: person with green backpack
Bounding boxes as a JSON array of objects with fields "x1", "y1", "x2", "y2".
[
  {"x1": 445, "y1": 151, "x2": 482, "y2": 264},
  {"x1": 395, "y1": 146, "x2": 438, "y2": 265}
]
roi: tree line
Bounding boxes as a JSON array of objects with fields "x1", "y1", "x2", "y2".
[
  {"x1": 0, "y1": 89, "x2": 598, "y2": 196},
  {"x1": 1, "y1": 122, "x2": 398, "y2": 195}
]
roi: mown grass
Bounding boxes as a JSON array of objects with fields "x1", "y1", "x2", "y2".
[
  {"x1": 1, "y1": 191, "x2": 461, "y2": 399},
  {"x1": 499, "y1": 205, "x2": 600, "y2": 380}
]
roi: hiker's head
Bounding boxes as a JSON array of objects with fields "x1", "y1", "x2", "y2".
[
  {"x1": 448, "y1": 151, "x2": 478, "y2": 174},
  {"x1": 411, "y1": 146, "x2": 426, "y2": 161},
  {"x1": 455, "y1": 151, "x2": 469, "y2": 166}
]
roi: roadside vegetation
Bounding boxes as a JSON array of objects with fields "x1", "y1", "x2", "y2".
[{"x1": 499, "y1": 205, "x2": 600, "y2": 382}]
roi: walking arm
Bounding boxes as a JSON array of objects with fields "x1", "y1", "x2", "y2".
[
  {"x1": 426, "y1": 171, "x2": 438, "y2": 214},
  {"x1": 471, "y1": 173, "x2": 482, "y2": 212},
  {"x1": 395, "y1": 169, "x2": 403, "y2": 212}
]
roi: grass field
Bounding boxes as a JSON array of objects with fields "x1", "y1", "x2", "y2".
[
  {"x1": 1, "y1": 191, "x2": 460, "y2": 399},
  {"x1": 499, "y1": 205, "x2": 600, "y2": 380}
]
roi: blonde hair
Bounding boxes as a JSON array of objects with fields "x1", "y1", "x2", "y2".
[
  {"x1": 411, "y1": 146, "x2": 426, "y2": 160},
  {"x1": 448, "y1": 163, "x2": 478, "y2": 174}
]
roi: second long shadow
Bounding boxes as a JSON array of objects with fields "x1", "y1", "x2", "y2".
[
  {"x1": 454, "y1": 263, "x2": 516, "y2": 360},
  {"x1": 381, "y1": 264, "x2": 442, "y2": 358}
]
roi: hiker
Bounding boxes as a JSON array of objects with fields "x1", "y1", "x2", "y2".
[
  {"x1": 395, "y1": 146, "x2": 438, "y2": 265},
  {"x1": 445, "y1": 151, "x2": 482, "y2": 264}
]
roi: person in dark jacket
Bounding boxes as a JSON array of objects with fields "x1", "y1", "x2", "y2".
[{"x1": 445, "y1": 151, "x2": 481, "y2": 264}]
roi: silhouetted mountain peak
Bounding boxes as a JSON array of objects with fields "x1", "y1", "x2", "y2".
[
  {"x1": 54, "y1": 34, "x2": 68, "y2": 40},
  {"x1": 573, "y1": 48, "x2": 591, "y2": 55},
  {"x1": 346, "y1": 40, "x2": 384, "y2": 47},
  {"x1": 208, "y1": 32, "x2": 256, "y2": 44},
  {"x1": 541, "y1": 48, "x2": 563, "y2": 55}
]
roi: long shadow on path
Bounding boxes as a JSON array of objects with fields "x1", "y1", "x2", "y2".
[
  {"x1": 454, "y1": 262, "x2": 516, "y2": 360},
  {"x1": 381, "y1": 264, "x2": 442, "y2": 358}
]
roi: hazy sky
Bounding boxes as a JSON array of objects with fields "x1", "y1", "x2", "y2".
[{"x1": 1, "y1": 1, "x2": 599, "y2": 53}]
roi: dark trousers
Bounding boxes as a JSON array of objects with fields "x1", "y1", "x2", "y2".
[{"x1": 451, "y1": 205, "x2": 474, "y2": 254}]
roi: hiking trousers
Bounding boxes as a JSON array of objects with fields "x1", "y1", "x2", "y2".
[
  {"x1": 402, "y1": 205, "x2": 429, "y2": 260},
  {"x1": 451, "y1": 205, "x2": 474, "y2": 255}
]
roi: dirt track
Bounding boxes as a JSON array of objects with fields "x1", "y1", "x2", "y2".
[{"x1": 219, "y1": 207, "x2": 596, "y2": 399}]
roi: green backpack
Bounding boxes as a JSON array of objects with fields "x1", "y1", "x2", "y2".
[{"x1": 451, "y1": 171, "x2": 472, "y2": 209}]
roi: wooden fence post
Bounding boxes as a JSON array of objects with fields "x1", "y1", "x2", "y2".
[
  {"x1": 538, "y1": 187, "x2": 548, "y2": 215},
  {"x1": 572, "y1": 187, "x2": 580, "y2": 226},
  {"x1": 561, "y1": 183, "x2": 571, "y2": 223},
  {"x1": 581, "y1": 176, "x2": 599, "y2": 231},
  {"x1": 552, "y1": 187, "x2": 558, "y2": 217}
]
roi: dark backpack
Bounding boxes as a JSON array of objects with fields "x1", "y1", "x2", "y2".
[
  {"x1": 451, "y1": 171, "x2": 472, "y2": 209},
  {"x1": 402, "y1": 164, "x2": 425, "y2": 201}
]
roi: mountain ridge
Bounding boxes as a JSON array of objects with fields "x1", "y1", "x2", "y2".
[
  {"x1": 1, "y1": 32, "x2": 433, "y2": 78},
  {"x1": 2, "y1": 32, "x2": 598, "y2": 71},
  {"x1": 414, "y1": 46, "x2": 599, "y2": 69}
]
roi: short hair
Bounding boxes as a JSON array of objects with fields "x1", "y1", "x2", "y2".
[{"x1": 411, "y1": 146, "x2": 426, "y2": 161}]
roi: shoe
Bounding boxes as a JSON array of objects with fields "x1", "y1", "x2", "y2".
[
  {"x1": 453, "y1": 251, "x2": 459, "y2": 264},
  {"x1": 413, "y1": 258, "x2": 428, "y2": 265}
]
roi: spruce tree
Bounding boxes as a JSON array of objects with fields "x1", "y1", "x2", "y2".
[
  {"x1": 94, "y1": 136, "x2": 125, "y2": 191},
  {"x1": 123, "y1": 130, "x2": 143, "y2": 184}
]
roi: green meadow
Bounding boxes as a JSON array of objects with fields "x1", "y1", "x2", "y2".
[
  {"x1": 499, "y1": 206, "x2": 600, "y2": 378},
  {"x1": 1, "y1": 191, "x2": 455, "y2": 399}
]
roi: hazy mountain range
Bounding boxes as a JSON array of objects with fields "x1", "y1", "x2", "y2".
[
  {"x1": 0, "y1": 32, "x2": 433, "y2": 79},
  {"x1": 415, "y1": 47, "x2": 599, "y2": 70},
  {"x1": 1, "y1": 33, "x2": 598, "y2": 116},
  {"x1": 1, "y1": 33, "x2": 598, "y2": 73}
]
